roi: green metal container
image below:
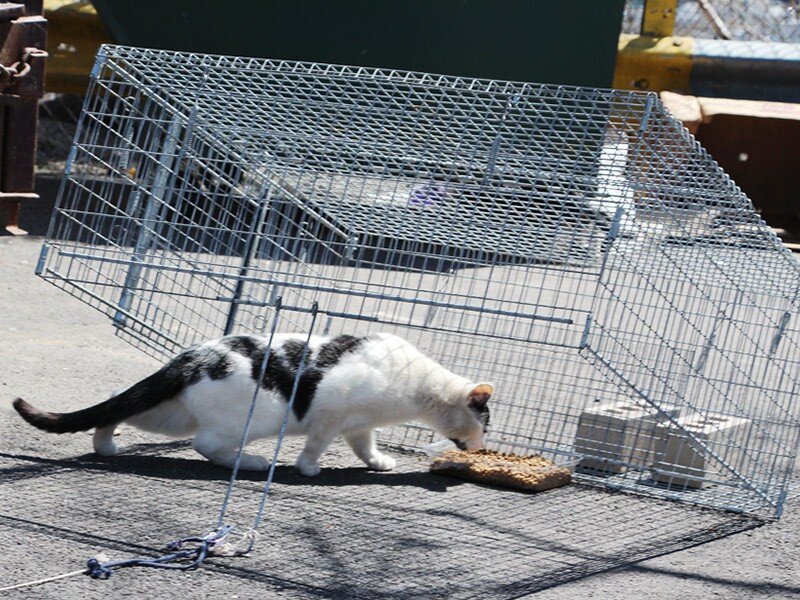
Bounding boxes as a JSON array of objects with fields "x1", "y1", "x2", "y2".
[{"x1": 90, "y1": 0, "x2": 624, "y2": 87}]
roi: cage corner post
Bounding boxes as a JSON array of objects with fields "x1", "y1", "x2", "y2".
[
  {"x1": 114, "y1": 114, "x2": 185, "y2": 328},
  {"x1": 221, "y1": 180, "x2": 275, "y2": 336}
]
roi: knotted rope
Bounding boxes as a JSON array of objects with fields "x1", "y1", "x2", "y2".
[{"x1": 0, "y1": 527, "x2": 258, "y2": 592}]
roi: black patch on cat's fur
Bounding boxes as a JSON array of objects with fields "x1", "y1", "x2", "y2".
[
  {"x1": 238, "y1": 334, "x2": 365, "y2": 421},
  {"x1": 316, "y1": 335, "x2": 364, "y2": 369},
  {"x1": 12, "y1": 334, "x2": 363, "y2": 435},
  {"x1": 275, "y1": 339, "x2": 318, "y2": 421},
  {"x1": 220, "y1": 335, "x2": 263, "y2": 358},
  {"x1": 205, "y1": 351, "x2": 233, "y2": 380},
  {"x1": 281, "y1": 339, "x2": 307, "y2": 371},
  {"x1": 221, "y1": 335, "x2": 294, "y2": 393},
  {"x1": 449, "y1": 438, "x2": 468, "y2": 451},
  {"x1": 470, "y1": 403, "x2": 491, "y2": 433},
  {"x1": 285, "y1": 371, "x2": 320, "y2": 422},
  {"x1": 220, "y1": 335, "x2": 270, "y2": 383},
  {"x1": 294, "y1": 335, "x2": 365, "y2": 420},
  {"x1": 169, "y1": 346, "x2": 233, "y2": 382},
  {"x1": 12, "y1": 344, "x2": 218, "y2": 434}
]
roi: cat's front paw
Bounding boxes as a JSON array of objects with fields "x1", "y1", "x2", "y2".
[
  {"x1": 367, "y1": 453, "x2": 396, "y2": 472},
  {"x1": 296, "y1": 459, "x2": 322, "y2": 477},
  {"x1": 239, "y1": 455, "x2": 270, "y2": 471}
]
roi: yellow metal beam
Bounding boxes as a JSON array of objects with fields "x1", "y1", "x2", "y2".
[
  {"x1": 641, "y1": 0, "x2": 678, "y2": 37},
  {"x1": 44, "y1": 0, "x2": 111, "y2": 94},
  {"x1": 614, "y1": 34, "x2": 693, "y2": 93}
]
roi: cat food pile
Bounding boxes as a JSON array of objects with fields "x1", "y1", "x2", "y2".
[{"x1": 430, "y1": 449, "x2": 572, "y2": 492}]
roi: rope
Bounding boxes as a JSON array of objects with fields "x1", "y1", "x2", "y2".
[
  {"x1": 84, "y1": 525, "x2": 236, "y2": 579},
  {"x1": 0, "y1": 569, "x2": 87, "y2": 593},
  {"x1": 0, "y1": 526, "x2": 250, "y2": 592},
  {"x1": 252, "y1": 305, "x2": 319, "y2": 530}
]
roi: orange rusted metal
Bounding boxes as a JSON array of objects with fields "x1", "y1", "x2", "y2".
[{"x1": 0, "y1": 0, "x2": 47, "y2": 235}]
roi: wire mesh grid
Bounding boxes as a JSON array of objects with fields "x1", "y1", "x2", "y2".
[
  {"x1": 38, "y1": 45, "x2": 800, "y2": 520},
  {"x1": 623, "y1": 0, "x2": 800, "y2": 43}
]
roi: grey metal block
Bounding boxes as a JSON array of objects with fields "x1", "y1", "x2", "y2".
[
  {"x1": 652, "y1": 413, "x2": 752, "y2": 489},
  {"x1": 575, "y1": 401, "x2": 682, "y2": 474}
]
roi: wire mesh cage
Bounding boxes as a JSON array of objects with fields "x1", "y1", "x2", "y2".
[{"x1": 38, "y1": 45, "x2": 800, "y2": 519}]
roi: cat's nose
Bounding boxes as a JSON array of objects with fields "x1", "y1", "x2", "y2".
[{"x1": 449, "y1": 438, "x2": 468, "y2": 451}]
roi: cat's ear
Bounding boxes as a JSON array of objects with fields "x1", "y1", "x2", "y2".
[{"x1": 468, "y1": 383, "x2": 493, "y2": 409}]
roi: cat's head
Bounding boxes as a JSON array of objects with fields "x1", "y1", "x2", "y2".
[{"x1": 444, "y1": 383, "x2": 493, "y2": 451}]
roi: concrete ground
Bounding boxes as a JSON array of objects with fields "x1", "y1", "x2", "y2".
[{"x1": 1, "y1": 234, "x2": 799, "y2": 599}]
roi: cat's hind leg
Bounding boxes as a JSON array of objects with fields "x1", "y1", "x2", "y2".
[
  {"x1": 193, "y1": 429, "x2": 269, "y2": 471},
  {"x1": 93, "y1": 425, "x2": 118, "y2": 456},
  {"x1": 344, "y1": 430, "x2": 396, "y2": 472}
]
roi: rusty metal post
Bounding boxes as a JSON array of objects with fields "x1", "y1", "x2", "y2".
[{"x1": 0, "y1": 0, "x2": 47, "y2": 235}]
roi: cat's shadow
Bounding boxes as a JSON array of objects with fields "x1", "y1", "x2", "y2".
[{"x1": 1, "y1": 443, "x2": 463, "y2": 493}]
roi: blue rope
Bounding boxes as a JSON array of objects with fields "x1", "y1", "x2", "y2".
[{"x1": 84, "y1": 525, "x2": 233, "y2": 580}]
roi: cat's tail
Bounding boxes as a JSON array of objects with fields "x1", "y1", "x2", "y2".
[{"x1": 12, "y1": 367, "x2": 184, "y2": 434}]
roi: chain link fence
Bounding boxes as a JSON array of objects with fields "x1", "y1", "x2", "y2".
[{"x1": 623, "y1": 0, "x2": 800, "y2": 42}]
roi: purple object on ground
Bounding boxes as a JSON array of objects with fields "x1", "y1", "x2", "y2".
[{"x1": 408, "y1": 184, "x2": 447, "y2": 207}]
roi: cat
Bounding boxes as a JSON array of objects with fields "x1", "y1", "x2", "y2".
[{"x1": 13, "y1": 332, "x2": 492, "y2": 477}]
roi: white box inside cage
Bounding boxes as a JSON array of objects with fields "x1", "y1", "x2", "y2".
[{"x1": 37, "y1": 45, "x2": 800, "y2": 518}]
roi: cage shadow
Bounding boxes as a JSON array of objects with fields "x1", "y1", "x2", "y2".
[
  {"x1": 621, "y1": 563, "x2": 800, "y2": 597},
  {"x1": 0, "y1": 505, "x2": 764, "y2": 600},
  {"x1": 1, "y1": 444, "x2": 768, "y2": 599}
]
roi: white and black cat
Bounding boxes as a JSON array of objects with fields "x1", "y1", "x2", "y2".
[{"x1": 13, "y1": 332, "x2": 492, "y2": 476}]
